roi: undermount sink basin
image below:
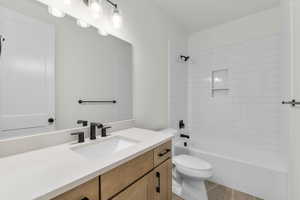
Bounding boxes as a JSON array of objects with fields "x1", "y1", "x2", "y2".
[{"x1": 71, "y1": 136, "x2": 138, "y2": 160}]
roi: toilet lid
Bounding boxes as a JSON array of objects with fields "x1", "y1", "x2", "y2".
[{"x1": 173, "y1": 155, "x2": 212, "y2": 171}]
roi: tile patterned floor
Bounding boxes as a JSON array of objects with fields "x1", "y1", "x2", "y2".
[{"x1": 172, "y1": 181, "x2": 263, "y2": 200}]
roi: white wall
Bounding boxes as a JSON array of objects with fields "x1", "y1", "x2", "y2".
[
  {"x1": 189, "y1": 8, "x2": 281, "y2": 50},
  {"x1": 188, "y1": 6, "x2": 287, "y2": 170},
  {"x1": 168, "y1": 40, "x2": 188, "y2": 130}
]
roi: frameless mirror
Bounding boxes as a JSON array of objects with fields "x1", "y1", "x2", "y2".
[{"x1": 0, "y1": 0, "x2": 133, "y2": 139}]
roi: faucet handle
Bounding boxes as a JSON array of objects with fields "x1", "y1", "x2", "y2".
[
  {"x1": 71, "y1": 132, "x2": 85, "y2": 143},
  {"x1": 101, "y1": 126, "x2": 112, "y2": 137},
  {"x1": 77, "y1": 120, "x2": 88, "y2": 127}
]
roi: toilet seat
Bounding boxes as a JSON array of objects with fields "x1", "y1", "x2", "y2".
[
  {"x1": 174, "y1": 155, "x2": 213, "y2": 179},
  {"x1": 174, "y1": 155, "x2": 212, "y2": 170}
]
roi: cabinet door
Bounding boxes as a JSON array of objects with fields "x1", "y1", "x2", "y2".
[
  {"x1": 154, "y1": 159, "x2": 172, "y2": 200},
  {"x1": 111, "y1": 172, "x2": 154, "y2": 200},
  {"x1": 101, "y1": 151, "x2": 153, "y2": 200}
]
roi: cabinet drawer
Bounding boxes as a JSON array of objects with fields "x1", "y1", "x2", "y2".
[
  {"x1": 101, "y1": 150, "x2": 154, "y2": 200},
  {"x1": 52, "y1": 178, "x2": 99, "y2": 200},
  {"x1": 153, "y1": 141, "x2": 172, "y2": 167}
]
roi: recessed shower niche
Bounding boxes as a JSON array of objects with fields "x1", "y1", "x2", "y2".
[{"x1": 211, "y1": 68, "x2": 229, "y2": 97}]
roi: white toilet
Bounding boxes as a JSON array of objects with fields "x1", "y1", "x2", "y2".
[
  {"x1": 159, "y1": 129, "x2": 213, "y2": 200},
  {"x1": 173, "y1": 154, "x2": 213, "y2": 200}
]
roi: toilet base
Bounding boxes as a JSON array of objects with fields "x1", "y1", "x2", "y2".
[
  {"x1": 173, "y1": 177, "x2": 208, "y2": 200},
  {"x1": 172, "y1": 179, "x2": 183, "y2": 197}
]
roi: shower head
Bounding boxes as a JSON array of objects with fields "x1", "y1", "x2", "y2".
[{"x1": 180, "y1": 55, "x2": 190, "y2": 62}]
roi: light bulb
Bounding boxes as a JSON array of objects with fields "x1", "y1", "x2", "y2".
[
  {"x1": 89, "y1": 0, "x2": 102, "y2": 12},
  {"x1": 98, "y1": 28, "x2": 108, "y2": 36},
  {"x1": 64, "y1": 0, "x2": 71, "y2": 5},
  {"x1": 112, "y1": 8, "x2": 122, "y2": 29},
  {"x1": 77, "y1": 19, "x2": 90, "y2": 28},
  {"x1": 48, "y1": 7, "x2": 66, "y2": 18}
]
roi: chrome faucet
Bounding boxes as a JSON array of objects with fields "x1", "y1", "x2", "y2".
[{"x1": 90, "y1": 122, "x2": 103, "y2": 140}]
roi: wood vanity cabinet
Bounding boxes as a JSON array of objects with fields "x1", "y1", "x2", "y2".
[{"x1": 51, "y1": 140, "x2": 172, "y2": 200}]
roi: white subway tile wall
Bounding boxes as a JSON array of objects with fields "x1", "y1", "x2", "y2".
[{"x1": 188, "y1": 35, "x2": 282, "y2": 158}]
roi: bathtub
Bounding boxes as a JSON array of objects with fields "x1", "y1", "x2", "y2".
[{"x1": 174, "y1": 140, "x2": 288, "y2": 200}]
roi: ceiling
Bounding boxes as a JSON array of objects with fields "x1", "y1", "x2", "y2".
[{"x1": 155, "y1": 0, "x2": 280, "y2": 33}]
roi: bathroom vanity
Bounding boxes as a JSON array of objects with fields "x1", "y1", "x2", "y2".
[
  {"x1": 53, "y1": 140, "x2": 172, "y2": 200},
  {"x1": 0, "y1": 128, "x2": 173, "y2": 200}
]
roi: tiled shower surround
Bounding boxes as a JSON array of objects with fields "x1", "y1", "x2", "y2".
[
  {"x1": 173, "y1": 181, "x2": 263, "y2": 200},
  {"x1": 169, "y1": 8, "x2": 287, "y2": 199},
  {"x1": 188, "y1": 35, "x2": 283, "y2": 160}
]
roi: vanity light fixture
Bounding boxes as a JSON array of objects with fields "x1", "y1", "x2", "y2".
[
  {"x1": 89, "y1": 0, "x2": 102, "y2": 12},
  {"x1": 77, "y1": 19, "x2": 91, "y2": 28},
  {"x1": 48, "y1": 7, "x2": 66, "y2": 18},
  {"x1": 105, "y1": 0, "x2": 122, "y2": 29},
  {"x1": 83, "y1": 0, "x2": 103, "y2": 19},
  {"x1": 84, "y1": 0, "x2": 103, "y2": 13},
  {"x1": 83, "y1": 0, "x2": 122, "y2": 29},
  {"x1": 50, "y1": 0, "x2": 123, "y2": 36}
]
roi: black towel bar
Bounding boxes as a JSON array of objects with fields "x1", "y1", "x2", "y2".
[
  {"x1": 282, "y1": 99, "x2": 300, "y2": 107},
  {"x1": 78, "y1": 100, "x2": 117, "y2": 104}
]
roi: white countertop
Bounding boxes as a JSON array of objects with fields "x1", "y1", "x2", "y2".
[{"x1": 0, "y1": 128, "x2": 173, "y2": 200}]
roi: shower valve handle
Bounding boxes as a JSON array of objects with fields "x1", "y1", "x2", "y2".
[{"x1": 180, "y1": 134, "x2": 190, "y2": 139}]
